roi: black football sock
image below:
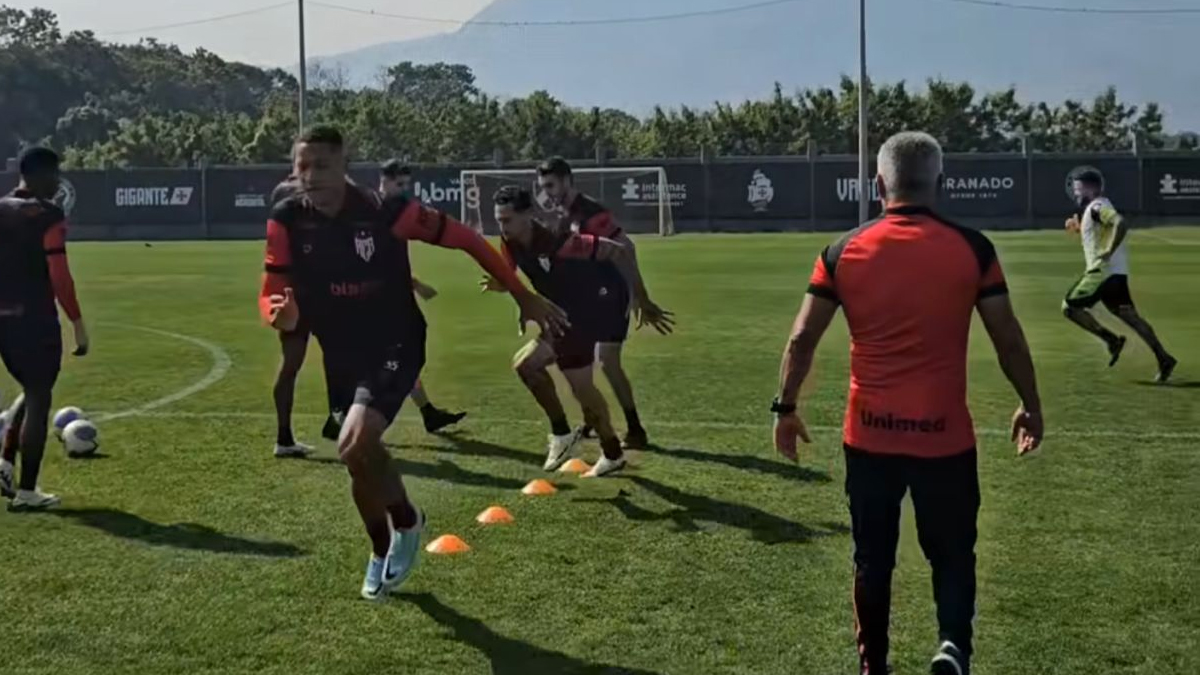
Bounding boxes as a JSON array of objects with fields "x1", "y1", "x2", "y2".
[
  {"x1": 419, "y1": 403, "x2": 437, "y2": 417},
  {"x1": 624, "y1": 407, "x2": 644, "y2": 432},
  {"x1": 550, "y1": 415, "x2": 571, "y2": 437},
  {"x1": 600, "y1": 436, "x2": 624, "y2": 461},
  {"x1": 277, "y1": 427, "x2": 296, "y2": 447}
]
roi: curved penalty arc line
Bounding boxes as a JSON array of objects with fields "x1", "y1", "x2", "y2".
[{"x1": 93, "y1": 325, "x2": 233, "y2": 423}]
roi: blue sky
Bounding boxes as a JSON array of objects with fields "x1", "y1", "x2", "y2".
[{"x1": 3, "y1": 0, "x2": 492, "y2": 65}]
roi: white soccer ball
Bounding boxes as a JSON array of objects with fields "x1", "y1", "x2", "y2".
[
  {"x1": 53, "y1": 407, "x2": 87, "y2": 441},
  {"x1": 62, "y1": 419, "x2": 100, "y2": 457}
]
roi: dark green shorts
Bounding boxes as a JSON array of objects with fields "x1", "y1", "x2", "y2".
[{"x1": 1064, "y1": 272, "x2": 1133, "y2": 312}]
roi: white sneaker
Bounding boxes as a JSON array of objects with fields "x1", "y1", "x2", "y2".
[
  {"x1": 361, "y1": 556, "x2": 386, "y2": 601},
  {"x1": 9, "y1": 489, "x2": 60, "y2": 512},
  {"x1": 583, "y1": 455, "x2": 627, "y2": 478},
  {"x1": 274, "y1": 442, "x2": 314, "y2": 458},
  {"x1": 543, "y1": 429, "x2": 582, "y2": 472},
  {"x1": 383, "y1": 508, "x2": 425, "y2": 591},
  {"x1": 0, "y1": 462, "x2": 13, "y2": 499}
]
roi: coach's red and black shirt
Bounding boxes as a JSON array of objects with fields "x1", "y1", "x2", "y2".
[
  {"x1": 0, "y1": 189, "x2": 81, "y2": 321},
  {"x1": 809, "y1": 205, "x2": 1008, "y2": 458},
  {"x1": 261, "y1": 180, "x2": 527, "y2": 350},
  {"x1": 502, "y1": 222, "x2": 608, "y2": 333}
]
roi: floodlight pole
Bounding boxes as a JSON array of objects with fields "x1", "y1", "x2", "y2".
[
  {"x1": 857, "y1": 0, "x2": 870, "y2": 223},
  {"x1": 298, "y1": 0, "x2": 308, "y2": 132}
]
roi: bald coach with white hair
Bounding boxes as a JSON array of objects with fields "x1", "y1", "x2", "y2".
[{"x1": 771, "y1": 131, "x2": 1045, "y2": 675}]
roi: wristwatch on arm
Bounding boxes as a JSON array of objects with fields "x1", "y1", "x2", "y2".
[{"x1": 770, "y1": 398, "x2": 797, "y2": 416}]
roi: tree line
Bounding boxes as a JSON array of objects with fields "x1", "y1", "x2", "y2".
[{"x1": 2, "y1": 5, "x2": 1195, "y2": 169}]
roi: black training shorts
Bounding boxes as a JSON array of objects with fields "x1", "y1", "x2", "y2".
[
  {"x1": 1064, "y1": 272, "x2": 1134, "y2": 313},
  {"x1": 322, "y1": 327, "x2": 426, "y2": 425},
  {"x1": 0, "y1": 314, "x2": 62, "y2": 390},
  {"x1": 594, "y1": 281, "x2": 631, "y2": 344}
]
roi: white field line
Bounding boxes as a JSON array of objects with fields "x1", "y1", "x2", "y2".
[{"x1": 93, "y1": 325, "x2": 232, "y2": 423}]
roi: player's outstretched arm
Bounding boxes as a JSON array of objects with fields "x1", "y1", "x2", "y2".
[
  {"x1": 774, "y1": 293, "x2": 838, "y2": 462},
  {"x1": 977, "y1": 294, "x2": 1043, "y2": 456},
  {"x1": 260, "y1": 219, "x2": 299, "y2": 331},
  {"x1": 43, "y1": 219, "x2": 87, "y2": 356},
  {"x1": 592, "y1": 236, "x2": 673, "y2": 335},
  {"x1": 391, "y1": 201, "x2": 569, "y2": 336}
]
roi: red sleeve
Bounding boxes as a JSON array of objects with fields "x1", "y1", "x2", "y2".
[
  {"x1": 43, "y1": 222, "x2": 81, "y2": 321},
  {"x1": 556, "y1": 234, "x2": 599, "y2": 261},
  {"x1": 806, "y1": 252, "x2": 838, "y2": 304},
  {"x1": 501, "y1": 241, "x2": 517, "y2": 270},
  {"x1": 260, "y1": 220, "x2": 293, "y2": 323},
  {"x1": 978, "y1": 258, "x2": 1008, "y2": 299},
  {"x1": 581, "y1": 211, "x2": 622, "y2": 239},
  {"x1": 392, "y1": 202, "x2": 528, "y2": 295}
]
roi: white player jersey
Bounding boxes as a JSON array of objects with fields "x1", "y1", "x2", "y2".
[{"x1": 1080, "y1": 197, "x2": 1129, "y2": 277}]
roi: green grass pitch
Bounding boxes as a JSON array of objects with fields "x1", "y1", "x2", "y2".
[{"x1": 0, "y1": 229, "x2": 1197, "y2": 675}]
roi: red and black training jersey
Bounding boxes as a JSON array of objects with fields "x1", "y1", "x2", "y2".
[
  {"x1": 502, "y1": 222, "x2": 607, "y2": 332},
  {"x1": 265, "y1": 183, "x2": 424, "y2": 350},
  {"x1": 561, "y1": 193, "x2": 628, "y2": 301},
  {"x1": 808, "y1": 205, "x2": 1007, "y2": 458},
  {"x1": 0, "y1": 189, "x2": 80, "y2": 321}
]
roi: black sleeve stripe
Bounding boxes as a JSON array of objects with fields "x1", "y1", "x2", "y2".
[
  {"x1": 933, "y1": 214, "x2": 998, "y2": 277},
  {"x1": 807, "y1": 284, "x2": 840, "y2": 303},
  {"x1": 978, "y1": 283, "x2": 1009, "y2": 299},
  {"x1": 822, "y1": 216, "x2": 883, "y2": 282},
  {"x1": 265, "y1": 263, "x2": 291, "y2": 275},
  {"x1": 433, "y1": 211, "x2": 448, "y2": 245},
  {"x1": 44, "y1": 247, "x2": 66, "y2": 256},
  {"x1": 590, "y1": 236, "x2": 600, "y2": 260}
]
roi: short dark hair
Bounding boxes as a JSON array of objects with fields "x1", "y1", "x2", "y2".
[
  {"x1": 296, "y1": 125, "x2": 344, "y2": 148},
  {"x1": 18, "y1": 146, "x2": 60, "y2": 177},
  {"x1": 1073, "y1": 168, "x2": 1104, "y2": 190},
  {"x1": 537, "y1": 156, "x2": 572, "y2": 179},
  {"x1": 493, "y1": 185, "x2": 533, "y2": 212},
  {"x1": 381, "y1": 159, "x2": 412, "y2": 179}
]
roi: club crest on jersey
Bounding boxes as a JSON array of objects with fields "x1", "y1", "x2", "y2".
[
  {"x1": 538, "y1": 255, "x2": 552, "y2": 272},
  {"x1": 354, "y1": 230, "x2": 376, "y2": 262}
]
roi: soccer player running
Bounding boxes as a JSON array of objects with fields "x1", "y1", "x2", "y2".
[
  {"x1": 536, "y1": 157, "x2": 672, "y2": 449},
  {"x1": 260, "y1": 126, "x2": 566, "y2": 599},
  {"x1": 773, "y1": 132, "x2": 1043, "y2": 675},
  {"x1": 379, "y1": 159, "x2": 468, "y2": 433},
  {"x1": 1062, "y1": 169, "x2": 1177, "y2": 382},
  {"x1": 0, "y1": 147, "x2": 89, "y2": 510},
  {"x1": 485, "y1": 186, "x2": 657, "y2": 477}
]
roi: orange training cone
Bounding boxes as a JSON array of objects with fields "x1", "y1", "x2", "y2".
[
  {"x1": 521, "y1": 479, "x2": 558, "y2": 496},
  {"x1": 425, "y1": 534, "x2": 471, "y2": 554},
  {"x1": 558, "y1": 458, "x2": 592, "y2": 474},
  {"x1": 476, "y1": 506, "x2": 515, "y2": 525}
]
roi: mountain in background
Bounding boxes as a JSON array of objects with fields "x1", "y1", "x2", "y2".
[{"x1": 317, "y1": 0, "x2": 1199, "y2": 131}]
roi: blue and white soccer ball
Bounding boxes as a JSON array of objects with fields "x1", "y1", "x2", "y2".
[
  {"x1": 53, "y1": 407, "x2": 87, "y2": 441},
  {"x1": 62, "y1": 419, "x2": 100, "y2": 458}
]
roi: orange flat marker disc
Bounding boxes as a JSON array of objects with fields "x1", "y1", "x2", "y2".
[
  {"x1": 425, "y1": 534, "x2": 471, "y2": 554},
  {"x1": 476, "y1": 506, "x2": 515, "y2": 525},
  {"x1": 521, "y1": 479, "x2": 558, "y2": 496},
  {"x1": 558, "y1": 458, "x2": 592, "y2": 474}
]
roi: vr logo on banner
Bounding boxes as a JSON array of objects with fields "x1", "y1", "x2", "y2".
[
  {"x1": 747, "y1": 169, "x2": 774, "y2": 212},
  {"x1": 115, "y1": 187, "x2": 194, "y2": 207}
]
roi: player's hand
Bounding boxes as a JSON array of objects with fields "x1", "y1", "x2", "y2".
[
  {"x1": 773, "y1": 412, "x2": 811, "y2": 463},
  {"x1": 1064, "y1": 216, "x2": 1081, "y2": 233},
  {"x1": 413, "y1": 280, "x2": 438, "y2": 301},
  {"x1": 515, "y1": 291, "x2": 570, "y2": 338},
  {"x1": 479, "y1": 276, "x2": 507, "y2": 293},
  {"x1": 1011, "y1": 406, "x2": 1043, "y2": 457},
  {"x1": 269, "y1": 287, "x2": 300, "y2": 332},
  {"x1": 635, "y1": 298, "x2": 675, "y2": 335},
  {"x1": 71, "y1": 319, "x2": 90, "y2": 357}
]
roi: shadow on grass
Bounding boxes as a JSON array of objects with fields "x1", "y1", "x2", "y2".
[
  {"x1": 1134, "y1": 380, "x2": 1200, "y2": 389},
  {"x1": 646, "y1": 444, "x2": 830, "y2": 483},
  {"x1": 407, "y1": 432, "x2": 540, "y2": 464},
  {"x1": 400, "y1": 592, "x2": 662, "y2": 675},
  {"x1": 578, "y1": 476, "x2": 848, "y2": 545},
  {"x1": 49, "y1": 508, "x2": 304, "y2": 558},
  {"x1": 303, "y1": 454, "x2": 573, "y2": 493}
]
